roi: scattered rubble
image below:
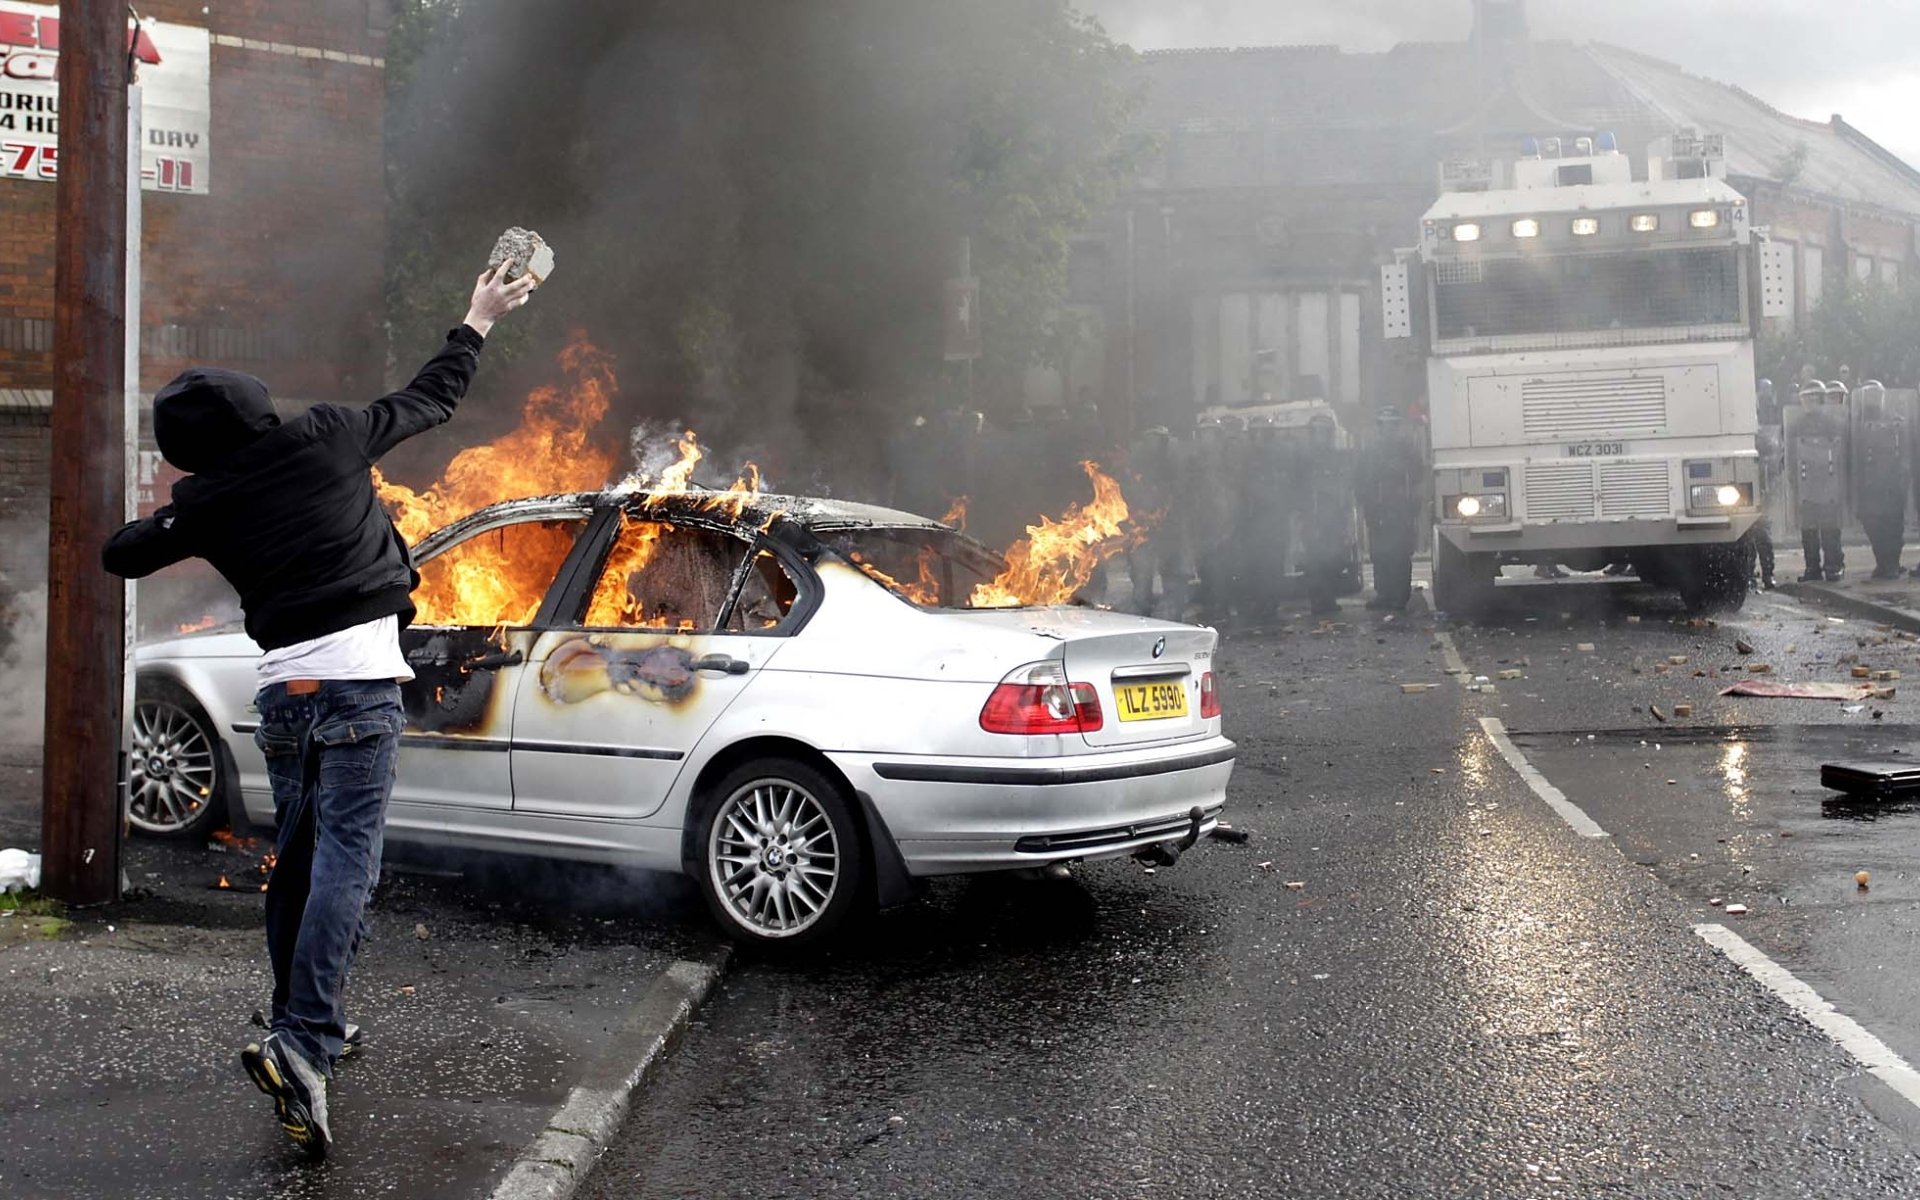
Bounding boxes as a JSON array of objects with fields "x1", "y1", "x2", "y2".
[
  {"x1": 1724, "y1": 903, "x2": 1750, "y2": 916},
  {"x1": 1856, "y1": 871, "x2": 1871, "y2": 890}
]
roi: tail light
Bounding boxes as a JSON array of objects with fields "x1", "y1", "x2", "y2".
[
  {"x1": 1199, "y1": 671, "x2": 1221, "y2": 719},
  {"x1": 980, "y1": 662, "x2": 1104, "y2": 735}
]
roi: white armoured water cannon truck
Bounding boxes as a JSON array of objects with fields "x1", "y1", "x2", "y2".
[{"x1": 1382, "y1": 131, "x2": 1791, "y2": 616}]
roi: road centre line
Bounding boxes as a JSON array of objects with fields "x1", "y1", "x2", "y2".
[
  {"x1": 1478, "y1": 717, "x2": 1611, "y2": 839},
  {"x1": 1694, "y1": 923, "x2": 1920, "y2": 1112},
  {"x1": 1434, "y1": 627, "x2": 1472, "y2": 686}
]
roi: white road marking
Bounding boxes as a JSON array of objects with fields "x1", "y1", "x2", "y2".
[
  {"x1": 1478, "y1": 717, "x2": 1610, "y2": 839},
  {"x1": 1693, "y1": 923, "x2": 1920, "y2": 1111},
  {"x1": 1435, "y1": 627, "x2": 1473, "y2": 686}
]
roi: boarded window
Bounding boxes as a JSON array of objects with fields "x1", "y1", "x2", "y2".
[{"x1": 413, "y1": 517, "x2": 587, "y2": 628}]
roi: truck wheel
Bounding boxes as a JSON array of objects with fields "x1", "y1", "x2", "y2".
[
  {"x1": 1433, "y1": 538, "x2": 1495, "y2": 620},
  {"x1": 1680, "y1": 543, "x2": 1751, "y2": 614}
]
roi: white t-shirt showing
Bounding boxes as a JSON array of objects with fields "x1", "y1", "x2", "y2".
[{"x1": 257, "y1": 614, "x2": 415, "y2": 689}]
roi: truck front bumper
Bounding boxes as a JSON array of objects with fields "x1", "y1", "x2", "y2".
[{"x1": 1439, "y1": 513, "x2": 1762, "y2": 554}]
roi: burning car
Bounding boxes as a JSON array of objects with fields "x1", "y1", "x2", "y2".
[{"x1": 127, "y1": 488, "x2": 1235, "y2": 947}]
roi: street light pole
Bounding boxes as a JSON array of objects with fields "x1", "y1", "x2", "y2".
[{"x1": 42, "y1": 0, "x2": 131, "y2": 905}]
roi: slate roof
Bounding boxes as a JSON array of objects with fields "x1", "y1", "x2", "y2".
[{"x1": 1132, "y1": 40, "x2": 1920, "y2": 216}]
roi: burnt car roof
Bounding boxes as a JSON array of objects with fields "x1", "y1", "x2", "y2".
[{"x1": 411, "y1": 490, "x2": 952, "y2": 560}]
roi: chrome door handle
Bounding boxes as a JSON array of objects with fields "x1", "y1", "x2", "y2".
[{"x1": 692, "y1": 655, "x2": 750, "y2": 676}]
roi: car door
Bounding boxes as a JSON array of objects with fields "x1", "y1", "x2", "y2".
[
  {"x1": 390, "y1": 504, "x2": 596, "y2": 812},
  {"x1": 507, "y1": 512, "x2": 811, "y2": 820}
]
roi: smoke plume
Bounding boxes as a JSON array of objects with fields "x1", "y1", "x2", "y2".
[{"x1": 0, "y1": 515, "x2": 47, "y2": 746}]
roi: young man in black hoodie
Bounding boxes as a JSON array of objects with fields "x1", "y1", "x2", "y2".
[{"x1": 103, "y1": 265, "x2": 535, "y2": 1160}]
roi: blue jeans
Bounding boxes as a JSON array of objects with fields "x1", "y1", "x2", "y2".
[{"x1": 252, "y1": 680, "x2": 404, "y2": 1074}]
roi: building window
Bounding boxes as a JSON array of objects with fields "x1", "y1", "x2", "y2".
[
  {"x1": 1855, "y1": 256, "x2": 1876, "y2": 282},
  {"x1": 1804, "y1": 245, "x2": 1825, "y2": 311},
  {"x1": 1881, "y1": 259, "x2": 1902, "y2": 289}
]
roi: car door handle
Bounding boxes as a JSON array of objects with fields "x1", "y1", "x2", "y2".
[
  {"x1": 464, "y1": 650, "x2": 525, "y2": 671},
  {"x1": 692, "y1": 655, "x2": 751, "y2": 676}
]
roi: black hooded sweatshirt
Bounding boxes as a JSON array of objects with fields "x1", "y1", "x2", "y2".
[{"x1": 103, "y1": 326, "x2": 486, "y2": 651}]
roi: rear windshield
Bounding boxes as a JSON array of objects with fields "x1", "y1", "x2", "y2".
[{"x1": 826, "y1": 527, "x2": 1016, "y2": 609}]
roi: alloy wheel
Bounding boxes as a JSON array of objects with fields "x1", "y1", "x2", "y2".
[
  {"x1": 128, "y1": 698, "x2": 219, "y2": 834},
  {"x1": 707, "y1": 777, "x2": 842, "y2": 938}
]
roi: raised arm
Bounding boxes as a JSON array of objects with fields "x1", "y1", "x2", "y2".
[{"x1": 355, "y1": 265, "x2": 537, "y2": 462}]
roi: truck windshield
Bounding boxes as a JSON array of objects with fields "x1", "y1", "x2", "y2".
[{"x1": 1434, "y1": 245, "x2": 1741, "y2": 341}]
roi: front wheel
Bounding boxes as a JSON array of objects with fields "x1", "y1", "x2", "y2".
[
  {"x1": 1680, "y1": 542, "x2": 1752, "y2": 614},
  {"x1": 128, "y1": 679, "x2": 228, "y2": 840},
  {"x1": 1432, "y1": 536, "x2": 1496, "y2": 620},
  {"x1": 694, "y1": 758, "x2": 868, "y2": 949}
]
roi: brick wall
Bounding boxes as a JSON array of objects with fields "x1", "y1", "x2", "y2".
[
  {"x1": 0, "y1": 408, "x2": 47, "y2": 519},
  {"x1": 0, "y1": 0, "x2": 390, "y2": 500}
]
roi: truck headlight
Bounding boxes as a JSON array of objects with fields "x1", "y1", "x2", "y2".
[
  {"x1": 1451, "y1": 223, "x2": 1482, "y2": 243},
  {"x1": 1689, "y1": 483, "x2": 1750, "y2": 509},
  {"x1": 1448, "y1": 494, "x2": 1507, "y2": 520},
  {"x1": 1511, "y1": 218, "x2": 1540, "y2": 239},
  {"x1": 1688, "y1": 209, "x2": 1721, "y2": 229}
]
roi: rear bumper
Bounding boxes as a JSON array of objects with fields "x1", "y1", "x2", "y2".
[{"x1": 834, "y1": 737, "x2": 1236, "y2": 875}]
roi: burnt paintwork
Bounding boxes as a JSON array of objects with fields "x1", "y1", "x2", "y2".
[
  {"x1": 401, "y1": 627, "x2": 518, "y2": 734},
  {"x1": 541, "y1": 635, "x2": 702, "y2": 706}
]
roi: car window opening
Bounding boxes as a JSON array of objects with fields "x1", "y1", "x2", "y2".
[
  {"x1": 830, "y1": 528, "x2": 1024, "y2": 610},
  {"x1": 728, "y1": 550, "x2": 800, "y2": 632},
  {"x1": 584, "y1": 516, "x2": 743, "y2": 631},
  {"x1": 412, "y1": 517, "x2": 588, "y2": 628}
]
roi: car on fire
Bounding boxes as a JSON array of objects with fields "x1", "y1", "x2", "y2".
[{"x1": 127, "y1": 489, "x2": 1236, "y2": 946}]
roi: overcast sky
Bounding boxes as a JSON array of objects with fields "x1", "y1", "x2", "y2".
[{"x1": 1076, "y1": 1, "x2": 1920, "y2": 166}]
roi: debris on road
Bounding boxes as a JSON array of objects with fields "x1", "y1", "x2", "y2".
[
  {"x1": 1719, "y1": 680, "x2": 1882, "y2": 701},
  {"x1": 1876, "y1": 670, "x2": 1901, "y2": 682},
  {"x1": 1857, "y1": 871, "x2": 1872, "y2": 890},
  {"x1": 1400, "y1": 683, "x2": 1433, "y2": 694},
  {"x1": 1674, "y1": 704, "x2": 1694, "y2": 718},
  {"x1": 1209, "y1": 825, "x2": 1251, "y2": 844},
  {"x1": 1708, "y1": 897, "x2": 1724, "y2": 907},
  {"x1": 1498, "y1": 669, "x2": 1523, "y2": 681},
  {"x1": 1650, "y1": 705, "x2": 1668, "y2": 723},
  {"x1": 1724, "y1": 903, "x2": 1750, "y2": 916},
  {"x1": 1576, "y1": 643, "x2": 1596, "y2": 653},
  {"x1": 1283, "y1": 880, "x2": 1306, "y2": 890},
  {"x1": 1256, "y1": 861, "x2": 1274, "y2": 872},
  {"x1": 1735, "y1": 639, "x2": 1755, "y2": 656},
  {"x1": 1669, "y1": 655, "x2": 1689, "y2": 665},
  {"x1": 1852, "y1": 666, "x2": 1873, "y2": 679},
  {"x1": 1746, "y1": 663, "x2": 1772, "y2": 674},
  {"x1": 415, "y1": 923, "x2": 432, "y2": 941}
]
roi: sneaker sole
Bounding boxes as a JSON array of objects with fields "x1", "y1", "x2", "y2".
[{"x1": 241, "y1": 1044, "x2": 327, "y2": 1161}]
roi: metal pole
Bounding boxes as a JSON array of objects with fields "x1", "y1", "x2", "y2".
[{"x1": 42, "y1": 0, "x2": 130, "y2": 905}]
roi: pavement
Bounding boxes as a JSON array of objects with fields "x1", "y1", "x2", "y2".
[
  {"x1": 0, "y1": 743, "x2": 724, "y2": 1200},
  {"x1": 578, "y1": 577, "x2": 1920, "y2": 1199},
  {"x1": 1778, "y1": 570, "x2": 1920, "y2": 634}
]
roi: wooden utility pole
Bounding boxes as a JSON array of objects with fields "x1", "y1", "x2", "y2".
[{"x1": 42, "y1": 0, "x2": 130, "y2": 905}]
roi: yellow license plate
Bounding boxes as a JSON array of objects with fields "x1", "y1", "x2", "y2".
[{"x1": 1115, "y1": 680, "x2": 1189, "y2": 722}]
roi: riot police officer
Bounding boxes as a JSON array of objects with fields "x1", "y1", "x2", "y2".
[
  {"x1": 1238, "y1": 415, "x2": 1292, "y2": 621},
  {"x1": 1124, "y1": 426, "x2": 1192, "y2": 618},
  {"x1": 1853, "y1": 381, "x2": 1911, "y2": 578},
  {"x1": 1300, "y1": 413, "x2": 1355, "y2": 616},
  {"x1": 1190, "y1": 416, "x2": 1236, "y2": 619},
  {"x1": 1751, "y1": 379, "x2": 1780, "y2": 591},
  {"x1": 1358, "y1": 407, "x2": 1427, "y2": 611},
  {"x1": 1791, "y1": 382, "x2": 1849, "y2": 581}
]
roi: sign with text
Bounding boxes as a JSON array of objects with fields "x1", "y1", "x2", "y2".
[{"x1": 0, "y1": 3, "x2": 210, "y2": 193}]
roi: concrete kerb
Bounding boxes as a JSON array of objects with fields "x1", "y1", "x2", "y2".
[
  {"x1": 1774, "y1": 580, "x2": 1920, "y2": 636},
  {"x1": 489, "y1": 946, "x2": 733, "y2": 1200}
]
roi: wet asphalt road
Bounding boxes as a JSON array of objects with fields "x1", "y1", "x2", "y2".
[{"x1": 583, "y1": 579, "x2": 1920, "y2": 1198}]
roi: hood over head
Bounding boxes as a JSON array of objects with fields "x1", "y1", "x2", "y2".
[{"x1": 153, "y1": 367, "x2": 281, "y2": 473}]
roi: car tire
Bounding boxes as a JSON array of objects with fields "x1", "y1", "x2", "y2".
[
  {"x1": 693, "y1": 757, "x2": 868, "y2": 950},
  {"x1": 129, "y1": 678, "x2": 228, "y2": 841}
]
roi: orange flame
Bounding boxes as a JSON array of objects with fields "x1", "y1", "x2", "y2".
[
  {"x1": 379, "y1": 333, "x2": 619, "y2": 627},
  {"x1": 176, "y1": 614, "x2": 218, "y2": 635},
  {"x1": 585, "y1": 515, "x2": 671, "y2": 627},
  {"x1": 216, "y1": 874, "x2": 231, "y2": 889},
  {"x1": 970, "y1": 461, "x2": 1132, "y2": 608},
  {"x1": 941, "y1": 497, "x2": 970, "y2": 530}
]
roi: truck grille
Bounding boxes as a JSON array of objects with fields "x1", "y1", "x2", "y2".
[
  {"x1": 1521, "y1": 376, "x2": 1667, "y2": 439},
  {"x1": 1598, "y1": 461, "x2": 1672, "y2": 518},
  {"x1": 1523, "y1": 463, "x2": 1596, "y2": 522}
]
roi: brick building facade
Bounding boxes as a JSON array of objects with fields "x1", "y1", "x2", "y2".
[{"x1": 0, "y1": 0, "x2": 390, "y2": 527}]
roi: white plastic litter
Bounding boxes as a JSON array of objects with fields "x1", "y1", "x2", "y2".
[{"x1": 0, "y1": 848, "x2": 42, "y2": 893}]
